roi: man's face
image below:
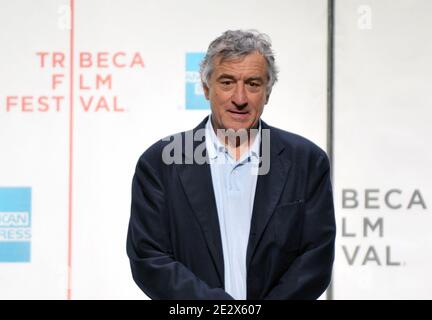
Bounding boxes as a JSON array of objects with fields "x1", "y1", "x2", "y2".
[{"x1": 203, "y1": 52, "x2": 269, "y2": 132}]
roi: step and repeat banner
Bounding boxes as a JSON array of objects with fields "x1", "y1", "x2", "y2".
[
  {"x1": 0, "y1": 0, "x2": 430, "y2": 299},
  {"x1": 0, "y1": 0, "x2": 328, "y2": 299},
  {"x1": 333, "y1": 0, "x2": 432, "y2": 299}
]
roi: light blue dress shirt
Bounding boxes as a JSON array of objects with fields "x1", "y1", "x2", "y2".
[{"x1": 205, "y1": 116, "x2": 261, "y2": 300}]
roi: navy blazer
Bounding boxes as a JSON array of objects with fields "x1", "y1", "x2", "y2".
[{"x1": 126, "y1": 116, "x2": 336, "y2": 300}]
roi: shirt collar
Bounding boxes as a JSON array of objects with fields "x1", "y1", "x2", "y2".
[{"x1": 205, "y1": 115, "x2": 261, "y2": 162}]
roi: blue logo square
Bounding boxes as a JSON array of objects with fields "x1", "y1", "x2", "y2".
[
  {"x1": 0, "y1": 187, "x2": 32, "y2": 262},
  {"x1": 185, "y1": 52, "x2": 210, "y2": 110}
]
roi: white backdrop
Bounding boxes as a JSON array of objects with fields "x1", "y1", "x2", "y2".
[
  {"x1": 0, "y1": 0, "x2": 430, "y2": 299},
  {"x1": 0, "y1": 0, "x2": 327, "y2": 299},
  {"x1": 333, "y1": 0, "x2": 432, "y2": 299}
]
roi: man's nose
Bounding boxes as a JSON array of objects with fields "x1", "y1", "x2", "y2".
[{"x1": 232, "y1": 82, "x2": 248, "y2": 108}]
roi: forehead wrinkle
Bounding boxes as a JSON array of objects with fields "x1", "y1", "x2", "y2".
[{"x1": 214, "y1": 60, "x2": 267, "y2": 81}]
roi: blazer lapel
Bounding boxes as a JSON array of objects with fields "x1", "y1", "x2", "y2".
[
  {"x1": 176, "y1": 117, "x2": 225, "y2": 286},
  {"x1": 246, "y1": 122, "x2": 292, "y2": 270}
]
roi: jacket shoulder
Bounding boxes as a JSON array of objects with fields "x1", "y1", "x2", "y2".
[
  {"x1": 136, "y1": 129, "x2": 192, "y2": 169},
  {"x1": 269, "y1": 125, "x2": 330, "y2": 168}
]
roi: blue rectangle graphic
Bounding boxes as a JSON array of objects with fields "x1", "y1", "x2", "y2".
[
  {"x1": 185, "y1": 52, "x2": 210, "y2": 110},
  {"x1": 0, "y1": 187, "x2": 31, "y2": 213},
  {"x1": 0, "y1": 242, "x2": 31, "y2": 262},
  {"x1": 0, "y1": 187, "x2": 32, "y2": 262}
]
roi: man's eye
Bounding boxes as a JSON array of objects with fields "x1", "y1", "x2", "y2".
[
  {"x1": 248, "y1": 82, "x2": 260, "y2": 87},
  {"x1": 221, "y1": 81, "x2": 233, "y2": 85}
]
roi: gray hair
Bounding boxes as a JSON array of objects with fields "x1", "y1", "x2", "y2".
[{"x1": 200, "y1": 29, "x2": 278, "y2": 98}]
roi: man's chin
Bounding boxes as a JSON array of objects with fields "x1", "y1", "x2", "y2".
[
  {"x1": 224, "y1": 126, "x2": 250, "y2": 133},
  {"x1": 222, "y1": 119, "x2": 253, "y2": 132}
]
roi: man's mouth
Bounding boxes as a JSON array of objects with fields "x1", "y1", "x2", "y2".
[
  {"x1": 227, "y1": 109, "x2": 249, "y2": 120},
  {"x1": 228, "y1": 110, "x2": 248, "y2": 114}
]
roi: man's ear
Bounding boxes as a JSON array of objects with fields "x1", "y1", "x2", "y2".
[{"x1": 203, "y1": 82, "x2": 210, "y2": 100}]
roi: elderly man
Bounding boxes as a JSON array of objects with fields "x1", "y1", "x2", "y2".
[{"x1": 126, "y1": 30, "x2": 336, "y2": 300}]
